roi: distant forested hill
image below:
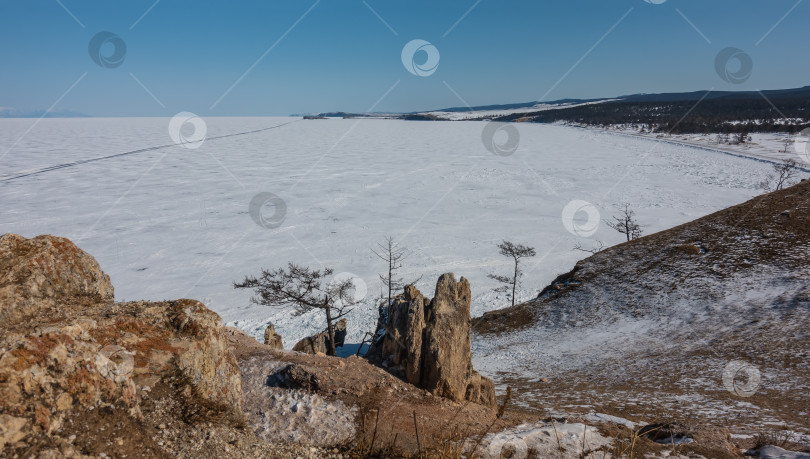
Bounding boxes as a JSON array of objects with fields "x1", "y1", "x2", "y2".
[{"x1": 491, "y1": 87, "x2": 810, "y2": 134}]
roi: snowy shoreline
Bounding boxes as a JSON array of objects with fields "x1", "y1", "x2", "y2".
[{"x1": 568, "y1": 123, "x2": 810, "y2": 170}]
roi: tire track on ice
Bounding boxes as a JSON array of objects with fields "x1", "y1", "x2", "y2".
[{"x1": 0, "y1": 119, "x2": 301, "y2": 183}]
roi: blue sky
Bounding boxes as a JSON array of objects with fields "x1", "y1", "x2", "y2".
[{"x1": 0, "y1": 0, "x2": 807, "y2": 116}]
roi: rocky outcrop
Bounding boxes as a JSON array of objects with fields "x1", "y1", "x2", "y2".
[
  {"x1": 0, "y1": 298, "x2": 244, "y2": 419},
  {"x1": 292, "y1": 318, "x2": 347, "y2": 355},
  {"x1": 368, "y1": 273, "x2": 496, "y2": 409},
  {"x1": 0, "y1": 234, "x2": 244, "y2": 456},
  {"x1": 0, "y1": 233, "x2": 507, "y2": 456},
  {"x1": 263, "y1": 323, "x2": 284, "y2": 349},
  {"x1": 292, "y1": 333, "x2": 326, "y2": 355},
  {"x1": 0, "y1": 233, "x2": 114, "y2": 324}
]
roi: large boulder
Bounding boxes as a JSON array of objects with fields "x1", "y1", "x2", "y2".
[
  {"x1": 0, "y1": 298, "x2": 243, "y2": 415},
  {"x1": 368, "y1": 273, "x2": 496, "y2": 409},
  {"x1": 0, "y1": 234, "x2": 114, "y2": 323},
  {"x1": 293, "y1": 331, "x2": 328, "y2": 355},
  {"x1": 0, "y1": 234, "x2": 244, "y2": 455},
  {"x1": 292, "y1": 318, "x2": 347, "y2": 355}
]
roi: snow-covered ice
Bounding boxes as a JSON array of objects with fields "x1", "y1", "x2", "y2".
[{"x1": 0, "y1": 117, "x2": 776, "y2": 347}]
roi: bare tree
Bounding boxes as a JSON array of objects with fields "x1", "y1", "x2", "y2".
[
  {"x1": 761, "y1": 159, "x2": 800, "y2": 192},
  {"x1": 605, "y1": 203, "x2": 643, "y2": 242},
  {"x1": 573, "y1": 240, "x2": 606, "y2": 254},
  {"x1": 781, "y1": 134, "x2": 794, "y2": 153},
  {"x1": 371, "y1": 237, "x2": 409, "y2": 308},
  {"x1": 234, "y1": 263, "x2": 359, "y2": 356},
  {"x1": 370, "y1": 237, "x2": 421, "y2": 345},
  {"x1": 489, "y1": 240, "x2": 536, "y2": 307}
]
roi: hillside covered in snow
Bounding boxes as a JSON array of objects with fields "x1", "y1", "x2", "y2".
[{"x1": 474, "y1": 180, "x2": 810, "y2": 442}]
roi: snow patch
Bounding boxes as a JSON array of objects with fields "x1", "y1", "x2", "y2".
[
  {"x1": 240, "y1": 356, "x2": 356, "y2": 446},
  {"x1": 468, "y1": 422, "x2": 612, "y2": 459}
]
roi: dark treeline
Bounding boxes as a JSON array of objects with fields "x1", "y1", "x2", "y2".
[{"x1": 493, "y1": 92, "x2": 810, "y2": 134}]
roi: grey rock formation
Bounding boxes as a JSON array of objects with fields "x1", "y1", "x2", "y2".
[
  {"x1": 292, "y1": 318, "x2": 347, "y2": 355},
  {"x1": 368, "y1": 273, "x2": 496, "y2": 409}
]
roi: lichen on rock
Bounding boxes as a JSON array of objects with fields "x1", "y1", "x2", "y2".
[
  {"x1": 0, "y1": 233, "x2": 114, "y2": 325},
  {"x1": 0, "y1": 234, "x2": 244, "y2": 455}
]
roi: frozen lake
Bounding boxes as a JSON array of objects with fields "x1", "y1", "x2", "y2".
[{"x1": 0, "y1": 117, "x2": 771, "y2": 346}]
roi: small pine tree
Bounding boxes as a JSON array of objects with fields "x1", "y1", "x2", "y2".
[{"x1": 489, "y1": 240, "x2": 536, "y2": 307}]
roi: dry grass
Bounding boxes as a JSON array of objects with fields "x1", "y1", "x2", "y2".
[
  {"x1": 595, "y1": 423, "x2": 674, "y2": 459},
  {"x1": 343, "y1": 411, "x2": 476, "y2": 459},
  {"x1": 345, "y1": 389, "x2": 514, "y2": 459},
  {"x1": 752, "y1": 426, "x2": 799, "y2": 450},
  {"x1": 423, "y1": 426, "x2": 466, "y2": 459},
  {"x1": 343, "y1": 407, "x2": 406, "y2": 458}
]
